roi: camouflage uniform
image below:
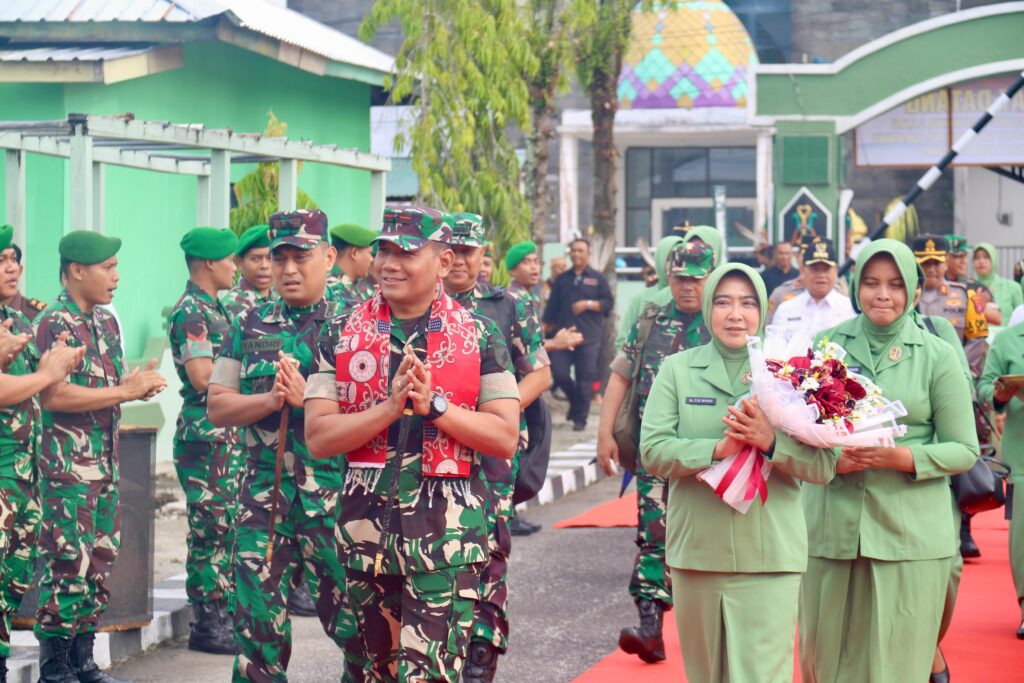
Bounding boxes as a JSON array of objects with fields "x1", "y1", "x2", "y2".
[
  {"x1": 0, "y1": 305, "x2": 41, "y2": 657},
  {"x1": 168, "y1": 280, "x2": 241, "y2": 607},
  {"x1": 609, "y1": 244, "x2": 712, "y2": 611},
  {"x1": 5, "y1": 292, "x2": 46, "y2": 325},
  {"x1": 326, "y1": 267, "x2": 377, "y2": 305},
  {"x1": 210, "y1": 294, "x2": 353, "y2": 682},
  {"x1": 221, "y1": 278, "x2": 279, "y2": 321},
  {"x1": 449, "y1": 281, "x2": 549, "y2": 653},
  {"x1": 32, "y1": 290, "x2": 124, "y2": 641},
  {"x1": 307, "y1": 304, "x2": 518, "y2": 683}
]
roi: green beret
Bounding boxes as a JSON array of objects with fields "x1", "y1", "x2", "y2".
[
  {"x1": 329, "y1": 223, "x2": 377, "y2": 248},
  {"x1": 0, "y1": 225, "x2": 12, "y2": 253},
  {"x1": 505, "y1": 241, "x2": 537, "y2": 270},
  {"x1": 58, "y1": 230, "x2": 122, "y2": 265},
  {"x1": 180, "y1": 227, "x2": 238, "y2": 260},
  {"x1": 236, "y1": 224, "x2": 270, "y2": 256}
]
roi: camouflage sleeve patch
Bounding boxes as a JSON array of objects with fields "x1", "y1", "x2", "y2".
[
  {"x1": 209, "y1": 357, "x2": 242, "y2": 391},
  {"x1": 305, "y1": 373, "x2": 337, "y2": 402},
  {"x1": 181, "y1": 310, "x2": 214, "y2": 362},
  {"x1": 475, "y1": 315, "x2": 512, "y2": 375},
  {"x1": 480, "y1": 371, "x2": 519, "y2": 403},
  {"x1": 609, "y1": 351, "x2": 634, "y2": 379}
]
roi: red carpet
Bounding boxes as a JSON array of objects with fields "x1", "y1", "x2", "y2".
[
  {"x1": 573, "y1": 508, "x2": 1023, "y2": 682},
  {"x1": 554, "y1": 494, "x2": 638, "y2": 528}
]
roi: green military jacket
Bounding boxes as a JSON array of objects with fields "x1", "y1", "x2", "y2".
[
  {"x1": 611, "y1": 301, "x2": 709, "y2": 417},
  {"x1": 640, "y1": 342, "x2": 835, "y2": 574},
  {"x1": 167, "y1": 280, "x2": 238, "y2": 444},
  {"x1": 210, "y1": 297, "x2": 343, "y2": 518},
  {"x1": 219, "y1": 278, "x2": 278, "y2": 321},
  {"x1": 326, "y1": 267, "x2": 376, "y2": 305},
  {"x1": 802, "y1": 315, "x2": 979, "y2": 562},
  {"x1": 307, "y1": 304, "x2": 518, "y2": 575},
  {"x1": 0, "y1": 305, "x2": 40, "y2": 481},
  {"x1": 34, "y1": 289, "x2": 124, "y2": 483},
  {"x1": 978, "y1": 322, "x2": 1024, "y2": 481}
]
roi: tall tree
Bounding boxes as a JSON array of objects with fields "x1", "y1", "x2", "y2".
[{"x1": 362, "y1": 0, "x2": 537, "y2": 276}]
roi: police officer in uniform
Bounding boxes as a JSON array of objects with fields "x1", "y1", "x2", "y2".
[
  {"x1": 34, "y1": 231, "x2": 166, "y2": 683},
  {"x1": 771, "y1": 239, "x2": 855, "y2": 338},
  {"x1": 598, "y1": 241, "x2": 714, "y2": 664},
  {"x1": 304, "y1": 206, "x2": 520, "y2": 683},
  {"x1": 167, "y1": 228, "x2": 240, "y2": 655},
  {"x1": 944, "y1": 235, "x2": 1001, "y2": 325}
]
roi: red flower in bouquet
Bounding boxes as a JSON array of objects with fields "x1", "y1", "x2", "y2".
[{"x1": 769, "y1": 348, "x2": 867, "y2": 427}]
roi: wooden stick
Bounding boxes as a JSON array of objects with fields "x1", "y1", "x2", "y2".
[{"x1": 265, "y1": 407, "x2": 290, "y2": 564}]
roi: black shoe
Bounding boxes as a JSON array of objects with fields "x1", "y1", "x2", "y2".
[
  {"x1": 38, "y1": 637, "x2": 77, "y2": 683},
  {"x1": 572, "y1": 420, "x2": 586, "y2": 432},
  {"x1": 508, "y1": 516, "x2": 541, "y2": 537},
  {"x1": 187, "y1": 602, "x2": 236, "y2": 655},
  {"x1": 618, "y1": 599, "x2": 666, "y2": 664},
  {"x1": 462, "y1": 640, "x2": 499, "y2": 683},
  {"x1": 930, "y1": 667, "x2": 950, "y2": 683},
  {"x1": 960, "y1": 514, "x2": 980, "y2": 558},
  {"x1": 1017, "y1": 619, "x2": 1024, "y2": 639},
  {"x1": 287, "y1": 579, "x2": 318, "y2": 617},
  {"x1": 69, "y1": 632, "x2": 131, "y2": 683}
]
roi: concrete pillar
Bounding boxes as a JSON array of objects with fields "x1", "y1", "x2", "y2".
[
  {"x1": 4, "y1": 150, "x2": 26, "y2": 287},
  {"x1": 69, "y1": 125, "x2": 94, "y2": 231},
  {"x1": 195, "y1": 176, "x2": 211, "y2": 226},
  {"x1": 92, "y1": 162, "x2": 105, "y2": 233},
  {"x1": 369, "y1": 171, "x2": 386, "y2": 228},
  {"x1": 559, "y1": 135, "x2": 579, "y2": 243},
  {"x1": 278, "y1": 158, "x2": 298, "y2": 212},
  {"x1": 210, "y1": 150, "x2": 231, "y2": 229},
  {"x1": 755, "y1": 131, "x2": 773, "y2": 240}
]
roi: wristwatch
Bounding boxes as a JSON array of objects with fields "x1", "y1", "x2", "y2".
[{"x1": 426, "y1": 392, "x2": 449, "y2": 421}]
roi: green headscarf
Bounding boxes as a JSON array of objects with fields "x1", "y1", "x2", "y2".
[
  {"x1": 972, "y1": 242, "x2": 1024, "y2": 315},
  {"x1": 973, "y1": 242, "x2": 999, "y2": 287},
  {"x1": 652, "y1": 235, "x2": 684, "y2": 289},
  {"x1": 683, "y1": 225, "x2": 725, "y2": 265},
  {"x1": 701, "y1": 263, "x2": 767, "y2": 375},
  {"x1": 850, "y1": 239, "x2": 919, "y2": 361}
]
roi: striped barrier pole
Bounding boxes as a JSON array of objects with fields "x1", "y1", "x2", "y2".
[{"x1": 839, "y1": 69, "x2": 1024, "y2": 276}]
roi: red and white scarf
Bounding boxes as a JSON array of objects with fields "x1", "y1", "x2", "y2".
[{"x1": 335, "y1": 284, "x2": 481, "y2": 478}]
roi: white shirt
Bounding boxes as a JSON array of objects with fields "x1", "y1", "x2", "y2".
[{"x1": 771, "y1": 289, "x2": 856, "y2": 338}]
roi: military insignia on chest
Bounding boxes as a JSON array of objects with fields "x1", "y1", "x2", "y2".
[
  {"x1": 741, "y1": 371, "x2": 752, "y2": 385},
  {"x1": 888, "y1": 347, "x2": 902, "y2": 362},
  {"x1": 348, "y1": 350, "x2": 377, "y2": 382}
]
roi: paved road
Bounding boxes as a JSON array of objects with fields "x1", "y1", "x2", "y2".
[{"x1": 110, "y1": 475, "x2": 638, "y2": 682}]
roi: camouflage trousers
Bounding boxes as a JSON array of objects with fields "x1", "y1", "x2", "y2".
[
  {"x1": 34, "y1": 479, "x2": 120, "y2": 640},
  {"x1": 345, "y1": 564, "x2": 482, "y2": 683},
  {"x1": 173, "y1": 438, "x2": 241, "y2": 605},
  {"x1": 231, "y1": 500, "x2": 355, "y2": 683},
  {"x1": 470, "y1": 480, "x2": 513, "y2": 652},
  {"x1": 0, "y1": 478, "x2": 40, "y2": 656},
  {"x1": 628, "y1": 465, "x2": 671, "y2": 607}
]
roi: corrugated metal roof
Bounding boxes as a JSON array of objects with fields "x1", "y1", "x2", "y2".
[
  {"x1": 0, "y1": 44, "x2": 156, "y2": 62},
  {"x1": 0, "y1": 0, "x2": 394, "y2": 75}
]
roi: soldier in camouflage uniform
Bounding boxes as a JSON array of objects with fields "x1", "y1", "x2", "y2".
[
  {"x1": 208, "y1": 210, "x2": 354, "y2": 682},
  {"x1": 597, "y1": 241, "x2": 714, "y2": 664},
  {"x1": 327, "y1": 223, "x2": 377, "y2": 305},
  {"x1": 0, "y1": 226, "x2": 86, "y2": 681},
  {"x1": 222, "y1": 225, "x2": 278, "y2": 320},
  {"x1": 440, "y1": 215, "x2": 551, "y2": 683},
  {"x1": 34, "y1": 230, "x2": 166, "y2": 683},
  {"x1": 505, "y1": 241, "x2": 542, "y2": 312},
  {"x1": 167, "y1": 228, "x2": 242, "y2": 655},
  {"x1": 304, "y1": 206, "x2": 521, "y2": 683},
  {"x1": 0, "y1": 234, "x2": 47, "y2": 323}
]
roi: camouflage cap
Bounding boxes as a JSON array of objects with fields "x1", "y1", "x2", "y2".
[
  {"x1": 375, "y1": 205, "x2": 453, "y2": 251},
  {"x1": 668, "y1": 241, "x2": 714, "y2": 278},
  {"x1": 803, "y1": 237, "x2": 837, "y2": 266},
  {"x1": 912, "y1": 234, "x2": 946, "y2": 263},
  {"x1": 268, "y1": 210, "x2": 329, "y2": 251},
  {"x1": 449, "y1": 212, "x2": 486, "y2": 247},
  {"x1": 945, "y1": 234, "x2": 969, "y2": 255}
]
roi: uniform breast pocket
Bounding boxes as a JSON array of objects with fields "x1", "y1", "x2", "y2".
[{"x1": 240, "y1": 358, "x2": 277, "y2": 396}]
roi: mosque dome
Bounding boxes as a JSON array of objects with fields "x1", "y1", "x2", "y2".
[{"x1": 618, "y1": 1, "x2": 759, "y2": 110}]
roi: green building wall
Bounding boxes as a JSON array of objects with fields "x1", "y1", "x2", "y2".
[{"x1": 1, "y1": 41, "x2": 373, "y2": 357}]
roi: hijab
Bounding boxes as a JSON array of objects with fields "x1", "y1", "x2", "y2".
[
  {"x1": 701, "y1": 263, "x2": 767, "y2": 383},
  {"x1": 850, "y1": 239, "x2": 918, "y2": 364},
  {"x1": 652, "y1": 235, "x2": 684, "y2": 289},
  {"x1": 683, "y1": 225, "x2": 725, "y2": 265},
  {"x1": 973, "y1": 242, "x2": 999, "y2": 288}
]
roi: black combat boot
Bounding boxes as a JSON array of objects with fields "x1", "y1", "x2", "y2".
[
  {"x1": 187, "y1": 602, "x2": 235, "y2": 655},
  {"x1": 960, "y1": 513, "x2": 980, "y2": 558},
  {"x1": 618, "y1": 598, "x2": 666, "y2": 663},
  {"x1": 508, "y1": 515, "x2": 541, "y2": 537},
  {"x1": 461, "y1": 640, "x2": 499, "y2": 683},
  {"x1": 38, "y1": 637, "x2": 77, "y2": 683},
  {"x1": 68, "y1": 632, "x2": 130, "y2": 683},
  {"x1": 287, "y1": 579, "x2": 318, "y2": 617},
  {"x1": 0, "y1": 655, "x2": 7, "y2": 683}
]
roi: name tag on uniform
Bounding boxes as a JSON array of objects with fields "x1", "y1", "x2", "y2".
[
  {"x1": 686, "y1": 397, "x2": 717, "y2": 406},
  {"x1": 848, "y1": 365, "x2": 862, "y2": 373},
  {"x1": 242, "y1": 338, "x2": 283, "y2": 354},
  {"x1": 583, "y1": 277, "x2": 598, "y2": 286}
]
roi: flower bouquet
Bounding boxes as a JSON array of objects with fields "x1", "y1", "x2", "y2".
[{"x1": 698, "y1": 326, "x2": 908, "y2": 513}]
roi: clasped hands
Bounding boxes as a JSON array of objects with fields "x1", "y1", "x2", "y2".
[
  {"x1": 714, "y1": 397, "x2": 774, "y2": 460},
  {"x1": 388, "y1": 348, "x2": 433, "y2": 418}
]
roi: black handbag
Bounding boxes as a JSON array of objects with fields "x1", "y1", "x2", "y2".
[
  {"x1": 513, "y1": 398, "x2": 552, "y2": 506},
  {"x1": 952, "y1": 454, "x2": 1010, "y2": 515}
]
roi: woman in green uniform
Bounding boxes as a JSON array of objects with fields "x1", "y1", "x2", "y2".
[
  {"x1": 978, "y1": 320, "x2": 1024, "y2": 640},
  {"x1": 640, "y1": 263, "x2": 836, "y2": 682},
  {"x1": 799, "y1": 239, "x2": 979, "y2": 683},
  {"x1": 973, "y1": 242, "x2": 1024, "y2": 316}
]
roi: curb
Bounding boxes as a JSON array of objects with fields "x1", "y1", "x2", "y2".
[{"x1": 9, "y1": 442, "x2": 603, "y2": 678}]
